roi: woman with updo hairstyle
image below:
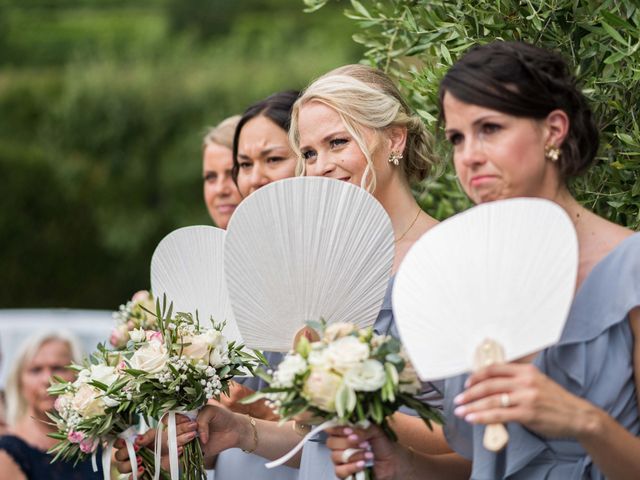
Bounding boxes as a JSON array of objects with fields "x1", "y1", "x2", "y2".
[
  {"x1": 194, "y1": 65, "x2": 450, "y2": 477},
  {"x1": 327, "y1": 41, "x2": 640, "y2": 480}
]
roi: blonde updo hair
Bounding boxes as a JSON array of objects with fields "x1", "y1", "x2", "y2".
[
  {"x1": 5, "y1": 330, "x2": 83, "y2": 425},
  {"x1": 202, "y1": 115, "x2": 241, "y2": 151},
  {"x1": 290, "y1": 64, "x2": 438, "y2": 192}
]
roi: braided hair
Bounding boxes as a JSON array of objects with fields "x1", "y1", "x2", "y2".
[{"x1": 438, "y1": 41, "x2": 599, "y2": 179}]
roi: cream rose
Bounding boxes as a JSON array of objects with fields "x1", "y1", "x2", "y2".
[
  {"x1": 326, "y1": 336, "x2": 370, "y2": 373},
  {"x1": 323, "y1": 323, "x2": 355, "y2": 342},
  {"x1": 129, "y1": 328, "x2": 146, "y2": 343},
  {"x1": 209, "y1": 345, "x2": 229, "y2": 368},
  {"x1": 203, "y1": 329, "x2": 224, "y2": 347},
  {"x1": 71, "y1": 384, "x2": 105, "y2": 417},
  {"x1": 343, "y1": 359, "x2": 386, "y2": 392},
  {"x1": 89, "y1": 364, "x2": 118, "y2": 387},
  {"x1": 129, "y1": 341, "x2": 169, "y2": 373},
  {"x1": 273, "y1": 354, "x2": 307, "y2": 388},
  {"x1": 181, "y1": 334, "x2": 211, "y2": 362},
  {"x1": 307, "y1": 346, "x2": 330, "y2": 368},
  {"x1": 303, "y1": 368, "x2": 342, "y2": 412}
]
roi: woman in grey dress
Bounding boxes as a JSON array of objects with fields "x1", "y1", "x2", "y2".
[
  {"x1": 327, "y1": 41, "x2": 640, "y2": 480},
  {"x1": 195, "y1": 64, "x2": 451, "y2": 476}
]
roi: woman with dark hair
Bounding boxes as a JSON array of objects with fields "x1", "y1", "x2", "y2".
[{"x1": 326, "y1": 41, "x2": 640, "y2": 480}]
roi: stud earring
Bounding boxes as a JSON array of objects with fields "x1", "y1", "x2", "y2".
[
  {"x1": 388, "y1": 150, "x2": 403, "y2": 166},
  {"x1": 544, "y1": 144, "x2": 561, "y2": 162}
]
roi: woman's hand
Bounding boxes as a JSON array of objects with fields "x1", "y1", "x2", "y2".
[
  {"x1": 218, "y1": 381, "x2": 279, "y2": 421},
  {"x1": 326, "y1": 425, "x2": 409, "y2": 480},
  {"x1": 113, "y1": 417, "x2": 197, "y2": 475},
  {"x1": 454, "y1": 363, "x2": 597, "y2": 438},
  {"x1": 196, "y1": 404, "x2": 246, "y2": 457}
]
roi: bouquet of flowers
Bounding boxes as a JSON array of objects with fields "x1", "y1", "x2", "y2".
[
  {"x1": 124, "y1": 300, "x2": 261, "y2": 480},
  {"x1": 47, "y1": 345, "x2": 162, "y2": 479},
  {"x1": 110, "y1": 290, "x2": 158, "y2": 349},
  {"x1": 245, "y1": 321, "x2": 443, "y2": 478}
]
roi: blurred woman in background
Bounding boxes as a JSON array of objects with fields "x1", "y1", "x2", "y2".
[{"x1": 0, "y1": 331, "x2": 101, "y2": 480}]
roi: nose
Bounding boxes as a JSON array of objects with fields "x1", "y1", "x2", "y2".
[
  {"x1": 316, "y1": 152, "x2": 336, "y2": 177},
  {"x1": 456, "y1": 136, "x2": 487, "y2": 169},
  {"x1": 249, "y1": 163, "x2": 269, "y2": 192},
  {"x1": 216, "y1": 175, "x2": 233, "y2": 197}
]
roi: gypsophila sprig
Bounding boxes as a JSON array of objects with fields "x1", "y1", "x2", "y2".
[
  {"x1": 243, "y1": 321, "x2": 443, "y2": 479},
  {"x1": 123, "y1": 297, "x2": 261, "y2": 480},
  {"x1": 110, "y1": 290, "x2": 158, "y2": 349},
  {"x1": 47, "y1": 344, "x2": 162, "y2": 479}
]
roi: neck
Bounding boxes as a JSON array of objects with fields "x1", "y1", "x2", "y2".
[
  {"x1": 374, "y1": 174, "x2": 422, "y2": 238},
  {"x1": 546, "y1": 184, "x2": 589, "y2": 233},
  {"x1": 13, "y1": 409, "x2": 57, "y2": 450}
]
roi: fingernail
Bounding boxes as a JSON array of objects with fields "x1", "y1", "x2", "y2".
[
  {"x1": 465, "y1": 413, "x2": 477, "y2": 423},
  {"x1": 464, "y1": 377, "x2": 471, "y2": 388},
  {"x1": 343, "y1": 427, "x2": 353, "y2": 435},
  {"x1": 356, "y1": 460, "x2": 365, "y2": 468},
  {"x1": 136, "y1": 456, "x2": 142, "y2": 465},
  {"x1": 135, "y1": 435, "x2": 144, "y2": 444},
  {"x1": 454, "y1": 406, "x2": 466, "y2": 417},
  {"x1": 358, "y1": 441, "x2": 370, "y2": 449},
  {"x1": 454, "y1": 394, "x2": 463, "y2": 405},
  {"x1": 364, "y1": 452, "x2": 374, "y2": 460},
  {"x1": 133, "y1": 445, "x2": 140, "y2": 452},
  {"x1": 138, "y1": 466, "x2": 144, "y2": 474},
  {"x1": 348, "y1": 434, "x2": 358, "y2": 441},
  {"x1": 190, "y1": 421, "x2": 198, "y2": 428}
]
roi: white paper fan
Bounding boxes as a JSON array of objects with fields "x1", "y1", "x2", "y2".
[
  {"x1": 393, "y1": 197, "x2": 578, "y2": 381},
  {"x1": 224, "y1": 177, "x2": 394, "y2": 352},
  {"x1": 150, "y1": 225, "x2": 242, "y2": 343}
]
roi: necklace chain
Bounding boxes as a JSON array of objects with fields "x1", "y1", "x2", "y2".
[{"x1": 395, "y1": 208, "x2": 421, "y2": 243}]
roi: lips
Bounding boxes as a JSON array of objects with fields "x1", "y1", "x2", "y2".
[
  {"x1": 470, "y1": 175, "x2": 497, "y2": 187},
  {"x1": 215, "y1": 204, "x2": 237, "y2": 214}
]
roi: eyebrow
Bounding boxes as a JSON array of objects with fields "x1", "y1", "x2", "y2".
[
  {"x1": 299, "y1": 130, "x2": 349, "y2": 151},
  {"x1": 444, "y1": 114, "x2": 504, "y2": 135},
  {"x1": 238, "y1": 145, "x2": 289, "y2": 159}
]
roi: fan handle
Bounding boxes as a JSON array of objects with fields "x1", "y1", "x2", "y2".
[
  {"x1": 293, "y1": 325, "x2": 321, "y2": 350},
  {"x1": 473, "y1": 338, "x2": 509, "y2": 452}
]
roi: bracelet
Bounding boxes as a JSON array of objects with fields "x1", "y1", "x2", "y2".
[
  {"x1": 242, "y1": 415, "x2": 259, "y2": 454},
  {"x1": 291, "y1": 420, "x2": 311, "y2": 437}
]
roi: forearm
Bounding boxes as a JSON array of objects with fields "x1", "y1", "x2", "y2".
[
  {"x1": 389, "y1": 412, "x2": 452, "y2": 455},
  {"x1": 234, "y1": 415, "x2": 303, "y2": 468},
  {"x1": 392, "y1": 448, "x2": 471, "y2": 480},
  {"x1": 577, "y1": 405, "x2": 640, "y2": 479}
]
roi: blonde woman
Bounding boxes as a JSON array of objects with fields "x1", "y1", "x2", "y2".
[
  {"x1": 193, "y1": 65, "x2": 450, "y2": 477},
  {"x1": 0, "y1": 331, "x2": 99, "y2": 480}
]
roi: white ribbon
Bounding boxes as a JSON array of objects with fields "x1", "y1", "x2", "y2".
[
  {"x1": 265, "y1": 420, "x2": 339, "y2": 469},
  {"x1": 119, "y1": 426, "x2": 139, "y2": 480},
  {"x1": 91, "y1": 449, "x2": 98, "y2": 472},
  {"x1": 154, "y1": 409, "x2": 199, "y2": 480}
]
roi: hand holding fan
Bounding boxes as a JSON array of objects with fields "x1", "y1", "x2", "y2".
[
  {"x1": 393, "y1": 198, "x2": 578, "y2": 451},
  {"x1": 224, "y1": 177, "x2": 394, "y2": 352},
  {"x1": 150, "y1": 225, "x2": 241, "y2": 343}
]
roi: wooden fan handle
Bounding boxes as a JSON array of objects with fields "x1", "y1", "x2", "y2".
[{"x1": 483, "y1": 423, "x2": 509, "y2": 451}]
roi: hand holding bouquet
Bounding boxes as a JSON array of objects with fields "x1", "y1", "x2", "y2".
[{"x1": 245, "y1": 321, "x2": 443, "y2": 478}]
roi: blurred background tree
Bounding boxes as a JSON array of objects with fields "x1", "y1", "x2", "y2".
[
  {"x1": 308, "y1": 0, "x2": 640, "y2": 225},
  {"x1": 0, "y1": 0, "x2": 362, "y2": 308}
]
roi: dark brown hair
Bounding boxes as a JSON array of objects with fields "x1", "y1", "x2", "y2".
[{"x1": 439, "y1": 41, "x2": 598, "y2": 179}]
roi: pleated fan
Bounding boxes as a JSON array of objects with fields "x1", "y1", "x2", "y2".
[
  {"x1": 224, "y1": 177, "x2": 394, "y2": 352},
  {"x1": 150, "y1": 225, "x2": 242, "y2": 343},
  {"x1": 393, "y1": 197, "x2": 578, "y2": 381}
]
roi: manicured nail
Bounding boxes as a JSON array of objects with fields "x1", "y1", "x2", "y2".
[
  {"x1": 454, "y1": 394, "x2": 464, "y2": 405},
  {"x1": 454, "y1": 406, "x2": 466, "y2": 417},
  {"x1": 187, "y1": 431, "x2": 197, "y2": 440},
  {"x1": 465, "y1": 413, "x2": 477, "y2": 423},
  {"x1": 136, "y1": 456, "x2": 142, "y2": 465},
  {"x1": 135, "y1": 435, "x2": 144, "y2": 444},
  {"x1": 343, "y1": 427, "x2": 353, "y2": 435},
  {"x1": 356, "y1": 460, "x2": 365, "y2": 468},
  {"x1": 464, "y1": 377, "x2": 471, "y2": 388},
  {"x1": 138, "y1": 466, "x2": 144, "y2": 474},
  {"x1": 348, "y1": 434, "x2": 358, "y2": 441},
  {"x1": 364, "y1": 452, "x2": 374, "y2": 460},
  {"x1": 358, "y1": 441, "x2": 370, "y2": 449},
  {"x1": 133, "y1": 445, "x2": 140, "y2": 452}
]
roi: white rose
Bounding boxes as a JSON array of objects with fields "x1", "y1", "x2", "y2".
[
  {"x1": 343, "y1": 360, "x2": 386, "y2": 392},
  {"x1": 307, "y1": 346, "x2": 330, "y2": 368},
  {"x1": 73, "y1": 368, "x2": 91, "y2": 387},
  {"x1": 303, "y1": 368, "x2": 342, "y2": 412},
  {"x1": 326, "y1": 336, "x2": 370, "y2": 373},
  {"x1": 130, "y1": 328, "x2": 146, "y2": 343},
  {"x1": 129, "y1": 341, "x2": 169, "y2": 373},
  {"x1": 323, "y1": 323, "x2": 355, "y2": 342},
  {"x1": 181, "y1": 334, "x2": 211, "y2": 362},
  {"x1": 209, "y1": 346, "x2": 229, "y2": 368},
  {"x1": 203, "y1": 329, "x2": 224, "y2": 347},
  {"x1": 71, "y1": 384, "x2": 105, "y2": 417},
  {"x1": 273, "y1": 354, "x2": 307, "y2": 388},
  {"x1": 89, "y1": 365, "x2": 118, "y2": 387}
]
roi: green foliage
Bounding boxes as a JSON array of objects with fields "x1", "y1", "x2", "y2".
[
  {"x1": 0, "y1": 0, "x2": 361, "y2": 308},
  {"x1": 317, "y1": 0, "x2": 640, "y2": 227}
]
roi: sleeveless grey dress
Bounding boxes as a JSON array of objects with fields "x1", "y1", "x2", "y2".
[
  {"x1": 299, "y1": 277, "x2": 445, "y2": 480},
  {"x1": 214, "y1": 351, "x2": 299, "y2": 480},
  {"x1": 444, "y1": 232, "x2": 640, "y2": 479}
]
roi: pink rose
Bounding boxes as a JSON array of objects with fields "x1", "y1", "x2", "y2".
[
  {"x1": 116, "y1": 360, "x2": 127, "y2": 372},
  {"x1": 79, "y1": 437, "x2": 98, "y2": 453},
  {"x1": 109, "y1": 325, "x2": 130, "y2": 348},
  {"x1": 67, "y1": 430, "x2": 84, "y2": 444},
  {"x1": 132, "y1": 290, "x2": 151, "y2": 303},
  {"x1": 146, "y1": 331, "x2": 163, "y2": 343}
]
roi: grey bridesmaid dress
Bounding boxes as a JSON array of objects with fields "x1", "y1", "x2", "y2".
[
  {"x1": 298, "y1": 277, "x2": 445, "y2": 480},
  {"x1": 444, "y1": 232, "x2": 640, "y2": 479}
]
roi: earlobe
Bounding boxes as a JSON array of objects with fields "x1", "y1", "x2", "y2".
[{"x1": 545, "y1": 109, "x2": 570, "y2": 147}]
